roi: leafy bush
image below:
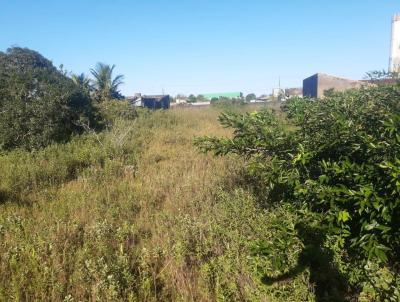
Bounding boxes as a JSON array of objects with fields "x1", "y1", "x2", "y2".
[
  {"x1": 0, "y1": 47, "x2": 96, "y2": 150},
  {"x1": 195, "y1": 85, "x2": 400, "y2": 269},
  {"x1": 0, "y1": 104, "x2": 143, "y2": 204},
  {"x1": 0, "y1": 129, "x2": 138, "y2": 203},
  {"x1": 96, "y1": 100, "x2": 138, "y2": 128}
]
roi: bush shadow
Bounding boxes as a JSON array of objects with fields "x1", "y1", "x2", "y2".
[
  {"x1": 0, "y1": 189, "x2": 8, "y2": 204},
  {"x1": 261, "y1": 222, "x2": 358, "y2": 302},
  {"x1": 0, "y1": 189, "x2": 34, "y2": 207},
  {"x1": 217, "y1": 162, "x2": 359, "y2": 300}
]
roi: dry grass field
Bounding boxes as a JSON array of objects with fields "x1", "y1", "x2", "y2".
[{"x1": 0, "y1": 106, "x2": 323, "y2": 301}]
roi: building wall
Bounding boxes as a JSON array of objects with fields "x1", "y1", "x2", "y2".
[
  {"x1": 272, "y1": 88, "x2": 284, "y2": 97},
  {"x1": 303, "y1": 73, "x2": 365, "y2": 98},
  {"x1": 303, "y1": 74, "x2": 318, "y2": 97},
  {"x1": 175, "y1": 98, "x2": 187, "y2": 104},
  {"x1": 390, "y1": 14, "x2": 400, "y2": 72}
]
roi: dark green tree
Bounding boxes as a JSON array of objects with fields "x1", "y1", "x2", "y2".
[
  {"x1": 196, "y1": 94, "x2": 206, "y2": 102},
  {"x1": 245, "y1": 93, "x2": 256, "y2": 102},
  {"x1": 188, "y1": 94, "x2": 197, "y2": 103},
  {"x1": 0, "y1": 47, "x2": 96, "y2": 150}
]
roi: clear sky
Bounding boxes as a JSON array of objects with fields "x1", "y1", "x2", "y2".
[{"x1": 0, "y1": 0, "x2": 398, "y2": 96}]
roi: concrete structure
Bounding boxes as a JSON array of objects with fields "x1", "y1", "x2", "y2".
[
  {"x1": 175, "y1": 95, "x2": 188, "y2": 104},
  {"x1": 126, "y1": 93, "x2": 143, "y2": 107},
  {"x1": 175, "y1": 99, "x2": 187, "y2": 104},
  {"x1": 272, "y1": 88, "x2": 284, "y2": 98},
  {"x1": 303, "y1": 73, "x2": 365, "y2": 98},
  {"x1": 190, "y1": 101, "x2": 211, "y2": 106},
  {"x1": 202, "y1": 92, "x2": 243, "y2": 100},
  {"x1": 389, "y1": 14, "x2": 400, "y2": 72}
]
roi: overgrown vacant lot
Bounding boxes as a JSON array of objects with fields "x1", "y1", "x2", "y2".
[
  {"x1": 0, "y1": 105, "x2": 393, "y2": 301},
  {"x1": 0, "y1": 106, "x2": 307, "y2": 301}
]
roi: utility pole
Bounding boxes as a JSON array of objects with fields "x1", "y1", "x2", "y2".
[{"x1": 278, "y1": 76, "x2": 281, "y2": 91}]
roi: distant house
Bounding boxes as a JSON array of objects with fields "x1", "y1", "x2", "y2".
[
  {"x1": 141, "y1": 95, "x2": 171, "y2": 109},
  {"x1": 285, "y1": 87, "x2": 302, "y2": 98},
  {"x1": 272, "y1": 88, "x2": 284, "y2": 98},
  {"x1": 175, "y1": 96, "x2": 188, "y2": 104},
  {"x1": 126, "y1": 93, "x2": 143, "y2": 107}
]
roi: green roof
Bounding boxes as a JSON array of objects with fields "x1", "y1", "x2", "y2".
[{"x1": 202, "y1": 92, "x2": 243, "y2": 100}]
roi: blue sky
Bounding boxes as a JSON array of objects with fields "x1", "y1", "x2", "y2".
[{"x1": 0, "y1": 0, "x2": 398, "y2": 96}]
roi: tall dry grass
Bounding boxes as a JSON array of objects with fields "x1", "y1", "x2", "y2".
[{"x1": 0, "y1": 106, "x2": 312, "y2": 301}]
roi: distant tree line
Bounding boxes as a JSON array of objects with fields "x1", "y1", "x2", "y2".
[{"x1": 175, "y1": 93, "x2": 259, "y2": 105}]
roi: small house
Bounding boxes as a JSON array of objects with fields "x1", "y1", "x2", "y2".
[{"x1": 141, "y1": 95, "x2": 170, "y2": 109}]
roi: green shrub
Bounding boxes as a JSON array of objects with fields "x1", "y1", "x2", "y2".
[
  {"x1": 0, "y1": 117, "x2": 140, "y2": 203},
  {"x1": 195, "y1": 85, "x2": 400, "y2": 296},
  {"x1": 280, "y1": 96, "x2": 308, "y2": 123},
  {"x1": 96, "y1": 100, "x2": 138, "y2": 128},
  {"x1": 0, "y1": 47, "x2": 96, "y2": 150}
]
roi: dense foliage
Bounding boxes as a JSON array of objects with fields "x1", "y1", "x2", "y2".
[
  {"x1": 245, "y1": 93, "x2": 256, "y2": 102},
  {"x1": 0, "y1": 47, "x2": 96, "y2": 150},
  {"x1": 196, "y1": 86, "x2": 400, "y2": 277},
  {"x1": 96, "y1": 100, "x2": 139, "y2": 129},
  {"x1": 71, "y1": 73, "x2": 92, "y2": 95}
]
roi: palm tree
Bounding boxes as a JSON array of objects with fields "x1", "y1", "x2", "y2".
[
  {"x1": 71, "y1": 73, "x2": 91, "y2": 94},
  {"x1": 90, "y1": 63, "x2": 124, "y2": 101}
]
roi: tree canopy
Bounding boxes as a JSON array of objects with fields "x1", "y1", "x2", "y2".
[
  {"x1": 71, "y1": 73, "x2": 92, "y2": 94},
  {"x1": 246, "y1": 93, "x2": 256, "y2": 102},
  {"x1": 90, "y1": 63, "x2": 124, "y2": 101},
  {"x1": 0, "y1": 47, "x2": 96, "y2": 150}
]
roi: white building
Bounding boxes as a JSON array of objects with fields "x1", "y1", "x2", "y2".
[
  {"x1": 272, "y1": 88, "x2": 284, "y2": 98},
  {"x1": 175, "y1": 98, "x2": 187, "y2": 104},
  {"x1": 389, "y1": 14, "x2": 400, "y2": 72}
]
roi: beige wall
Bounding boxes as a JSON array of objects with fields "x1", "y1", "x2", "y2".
[{"x1": 316, "y1": 74, "x2": 365, "y2": 98}]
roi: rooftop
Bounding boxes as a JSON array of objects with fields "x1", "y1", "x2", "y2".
[{"x1": 142, "y1": 95, "x2": 169, "y2": 101}]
